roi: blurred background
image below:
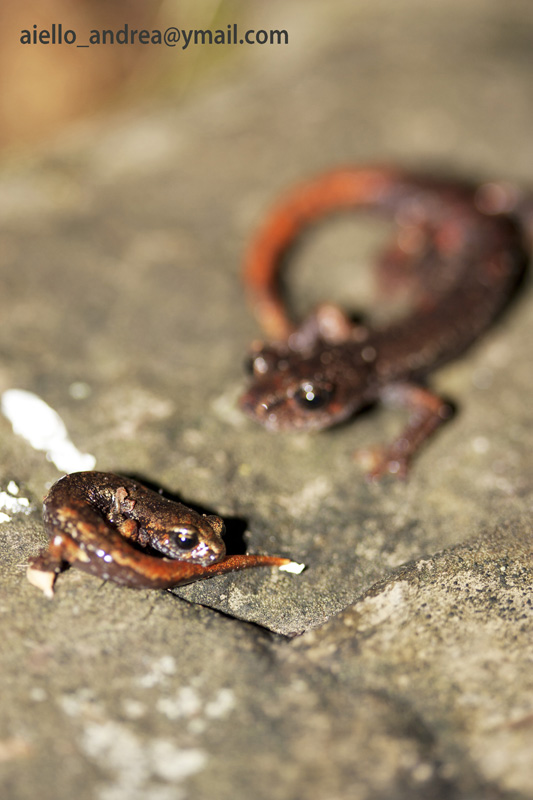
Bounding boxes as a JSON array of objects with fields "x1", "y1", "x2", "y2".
[
  {"x1": 1, "y1": 0, "x2": 249, "y2": 152},
  {"x1": 1, "y1": 0, "x2": 531, "y2": 446},
  {"x1": 2, "y1": 0, "x2": 531, "y2": 179}
]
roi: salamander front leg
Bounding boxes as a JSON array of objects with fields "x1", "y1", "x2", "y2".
[
  {"x1": 357, "y1": 382, "x2": 453, "y2": 480},
  {"x1": 26, "y1": 532, "x2": 81, "y2": 598}
]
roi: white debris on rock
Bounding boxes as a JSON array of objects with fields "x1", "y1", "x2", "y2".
[
  {"x1": 1, "y1": 388, "x2": 96, "y2": 473},
  {"x1": 279, "y1": 561, "x2": 306, "y2": 575},
  {"x1": 0, "y1": 480, "x2": 32, "y2": 523}
]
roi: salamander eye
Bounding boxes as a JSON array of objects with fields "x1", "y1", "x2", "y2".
[
  {"x1": 295, "y1": 382, "x2": 333, "y2": 410},
  {"x1": 171, "y1": 524, "x2": 200, "y2": 551}
]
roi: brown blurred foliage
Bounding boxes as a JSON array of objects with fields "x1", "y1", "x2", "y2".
[{"x1": 0, "y1": 0, "x2": 237, "y2": 153}]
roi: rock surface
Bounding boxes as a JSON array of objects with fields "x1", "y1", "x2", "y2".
[{"x1": 1, "y1": 1, "x2": 532, "y2": 798}]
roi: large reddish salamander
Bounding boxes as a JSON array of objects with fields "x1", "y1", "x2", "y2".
[
  {"x1": 27, "y1": 471, "x2": 300, "y2": 596},
  {"x1": 240, "y1": 167, "x2": 526, "y2": 478}
]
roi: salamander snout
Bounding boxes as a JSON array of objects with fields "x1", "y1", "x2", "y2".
[{"x1": 240, "y1": 375, "x2": 345, "y2": 432}]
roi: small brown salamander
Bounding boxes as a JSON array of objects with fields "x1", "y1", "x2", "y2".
[
  {"x1": 240, "y1": 167, "x2": 527, "y2": 479},
  {"x1": 27, "y1": 471, "x2": 299, "y2": 596}
]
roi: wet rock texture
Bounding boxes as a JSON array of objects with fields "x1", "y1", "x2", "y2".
[{"x1": 1, "y1": 1, "x2": 532, "y2": 798}]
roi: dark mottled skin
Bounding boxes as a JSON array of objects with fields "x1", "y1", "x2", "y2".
[
  {"x1": 28, "y1": 472, "x2": 291, "y2": 591},
  {"x1": 240, "y1": 167, "x2": 527, "y2": 478}
]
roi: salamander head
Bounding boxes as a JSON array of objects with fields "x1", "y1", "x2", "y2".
[
  {"x1": 147, "y1": 513, "x2": 226, "y2": 566},
  {"x1": 240, "y1": 341, "x2": 373, "y2": 432}
]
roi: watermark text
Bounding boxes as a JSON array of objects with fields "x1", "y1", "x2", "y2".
[{"x1": 20, "y1": 23, "x2": 289, "y2": 50}]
